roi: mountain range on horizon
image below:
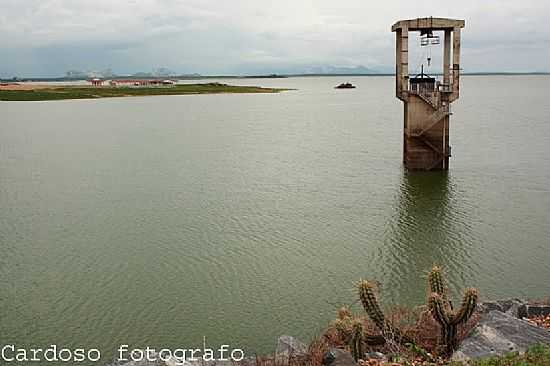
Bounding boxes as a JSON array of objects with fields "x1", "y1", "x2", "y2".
[
  {"x1": 2, "y1": 64, "x2": 393, "y2": 80},
  {"x1": 2, "y1": 64, "x2": 549, "y2": 81}
]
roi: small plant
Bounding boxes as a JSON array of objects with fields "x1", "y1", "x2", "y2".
[
  {"x1": 405, "y1": 342, "x2": 434, "y2": 362},
  {"x1": 330, "y1": 307, "x2": 364, "y2": 361},
  {"x1": 427, "y1": 265, "x2": 478, "y2": 355},
  {"x1": 332, "y1": 310, "x2": 353, "y2": 344}
]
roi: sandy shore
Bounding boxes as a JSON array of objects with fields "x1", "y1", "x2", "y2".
[{"x1": 0, "y1": 83, "x2": 55, "y2": 91}]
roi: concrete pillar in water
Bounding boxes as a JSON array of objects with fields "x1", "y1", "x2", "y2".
[{"x1": 391, "y1": 17, "x2": 465, "y2": 170}]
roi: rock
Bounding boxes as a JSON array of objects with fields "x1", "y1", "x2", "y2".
[
  {"x1": 478, "y1": 299, "x2": 526, "y2": 317},
  {"x1": 364, "y1": 352, "x2": 386, "y2": 361},
  {"x1": 322, "y1": 350, "x2": 336, "y2": 365},
  {"x1": 321, "y1": 349, "x2": 357, "y2": 366},
  {"x1": 275, "y1": 335, "x2": 308, "y2": 363},
  {"x1": 452, "y1": 310, "x2": 550, "y2": 361},
  {"x1": 518, "y1": 304, "x2": 550, "y2": 319}
]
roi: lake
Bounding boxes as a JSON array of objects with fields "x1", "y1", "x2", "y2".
[{"x1": 1, "y1": 75, "x2": 549, "y2": 363}]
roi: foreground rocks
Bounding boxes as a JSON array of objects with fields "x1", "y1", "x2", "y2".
[
  {"x1": 108, "y1": 299, "x2": 550, "y2": 365},
  {"x1": 275, "y1": 335, "x2": 308, "y2": 362},
  {"x1": 322, "y1": 348, "x2": 357, "y2": 366},
  {"x1": 452, "y1": 299, "x2": 550, "y2": 361}
]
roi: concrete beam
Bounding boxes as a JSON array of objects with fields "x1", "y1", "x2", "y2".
[{"x1": 392, "y1": 17, "x2": 464, "y2": 32}]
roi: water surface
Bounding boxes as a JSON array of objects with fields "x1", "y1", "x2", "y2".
[{"x1": 1, "y1": 75, "x2": 549, "y2": 363}]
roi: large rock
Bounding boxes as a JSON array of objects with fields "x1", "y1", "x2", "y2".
[
  {"x1": 452, "y1": 310, "x2": 550, "y2": 361},
  {"x1": 478, "y1": 299, "x2": 526, "y2": 317}
]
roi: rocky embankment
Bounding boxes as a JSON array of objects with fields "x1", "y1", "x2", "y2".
[
  {"x1": 451, "y1": 299, "x2": 550, "y2": 361},
  {"x1": 108, "y1": 299, "x2": 550, "y2": 366}
]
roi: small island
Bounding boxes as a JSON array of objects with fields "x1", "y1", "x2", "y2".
[{"x1": 0, "y1": 82, "x2": 288, "y2": 101}]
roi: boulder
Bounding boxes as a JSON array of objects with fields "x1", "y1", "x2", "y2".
[
  {"x1": 452, "y1": 310, "x2": 550, "y2": 361},
  {"x1": 321, "y1": 348, "x2": 357, "y2": 366},
  {"x1": 275, "y1": 335, "x2": 308, "y2": 363},
  {"x1": 478, "y1": 299, "x2": 526, "y2": 317}
]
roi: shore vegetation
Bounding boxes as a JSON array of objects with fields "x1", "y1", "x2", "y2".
[{"x1": 0, "y1": 83, "x2": 288, "y2": 101}]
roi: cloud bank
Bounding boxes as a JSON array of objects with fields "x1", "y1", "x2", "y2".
[{"x1": 1, "y1": 0, "x2": 548, "y2": 76}]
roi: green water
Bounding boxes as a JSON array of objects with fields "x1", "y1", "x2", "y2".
[{"x1": 1, "y1": 76, "x2": 549, "y2": 364}]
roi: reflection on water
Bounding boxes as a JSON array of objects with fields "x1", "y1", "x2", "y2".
[{"x1": 381, "y1": 171, "x2": 477, "y2": 305}]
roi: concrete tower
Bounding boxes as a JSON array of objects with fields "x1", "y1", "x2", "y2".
[{"x1": 392, "y1": 17, "x2": 465, "y2": 170}]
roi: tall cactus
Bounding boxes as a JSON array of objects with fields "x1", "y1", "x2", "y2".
[
  {"x1": 357, "y1": 280, "x2": 412, "y2": 344},
  {"x1": 427, "y1": 266, "x2": 478, "y2": 355},
  {"x1": 358, "y1": 281, "x2": 386, "y2": 330}
]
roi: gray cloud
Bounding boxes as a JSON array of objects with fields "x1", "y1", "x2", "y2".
[{"x1": 1, "y1": 0, "x2": 549, "y2": 76}]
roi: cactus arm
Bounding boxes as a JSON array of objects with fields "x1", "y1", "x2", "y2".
[
  {"x1": 429, "y1": 266, "x2": 447, "y2": 298},
  {"x1": 429, "y1": 265, "x2": 453, "y2": 310},
  {"x1": 358, "y1": 280, "x2": 386, "y2": 330},
  {"x1": 451, "y1": 288, "x2": 478, "y2": 326},
  {"x1": 357, "y1": 280, "x2": 415, "y2": 346}
]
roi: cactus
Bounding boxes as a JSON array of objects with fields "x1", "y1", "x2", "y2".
[
  {"x1": 332, "y1": 317, "x2": 352, "y2": 344},
  {"x1": 332, "y1": 306, "x2": 353, "y2": 343},
  {"x1": 427, "y1": 266, "x2": 478, "y2": 355},
  {"x1": 357, "y1": 280, "x2": 412, "y2": 345},
  {"x1": 331, "y1": 308, "x2": 364, "y2": 360},
  {"x1": 358, "y1": 281, "x2": 386, "y2": 330}
]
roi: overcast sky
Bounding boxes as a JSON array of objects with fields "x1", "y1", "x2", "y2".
[{"x1": 1, "y1": 0, "x2": 549, "y2": 77}]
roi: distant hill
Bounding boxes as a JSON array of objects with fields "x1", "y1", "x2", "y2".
[{"x1": 302, "y1": 65, "x2": 382, "y2": 75}]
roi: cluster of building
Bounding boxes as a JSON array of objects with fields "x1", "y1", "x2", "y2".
[{"x1": 89, "y1": 78, "x2": 176, "y2": 87}]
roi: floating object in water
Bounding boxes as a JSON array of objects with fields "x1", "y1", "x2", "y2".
[{"x1": 335, "y1": 82, "x2": 356, "y2": 89}]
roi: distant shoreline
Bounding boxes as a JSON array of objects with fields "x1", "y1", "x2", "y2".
[
  {"x1": 0, "y1": 83, "x2": 288, "y2": 101},
  {"x1": 1, "y1": 72, "x2": 549, "y2": 83}
]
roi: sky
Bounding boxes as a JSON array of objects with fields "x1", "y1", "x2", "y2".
[{"x1": 0, "y1": 0, "x2": 549, "y2": 77}]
